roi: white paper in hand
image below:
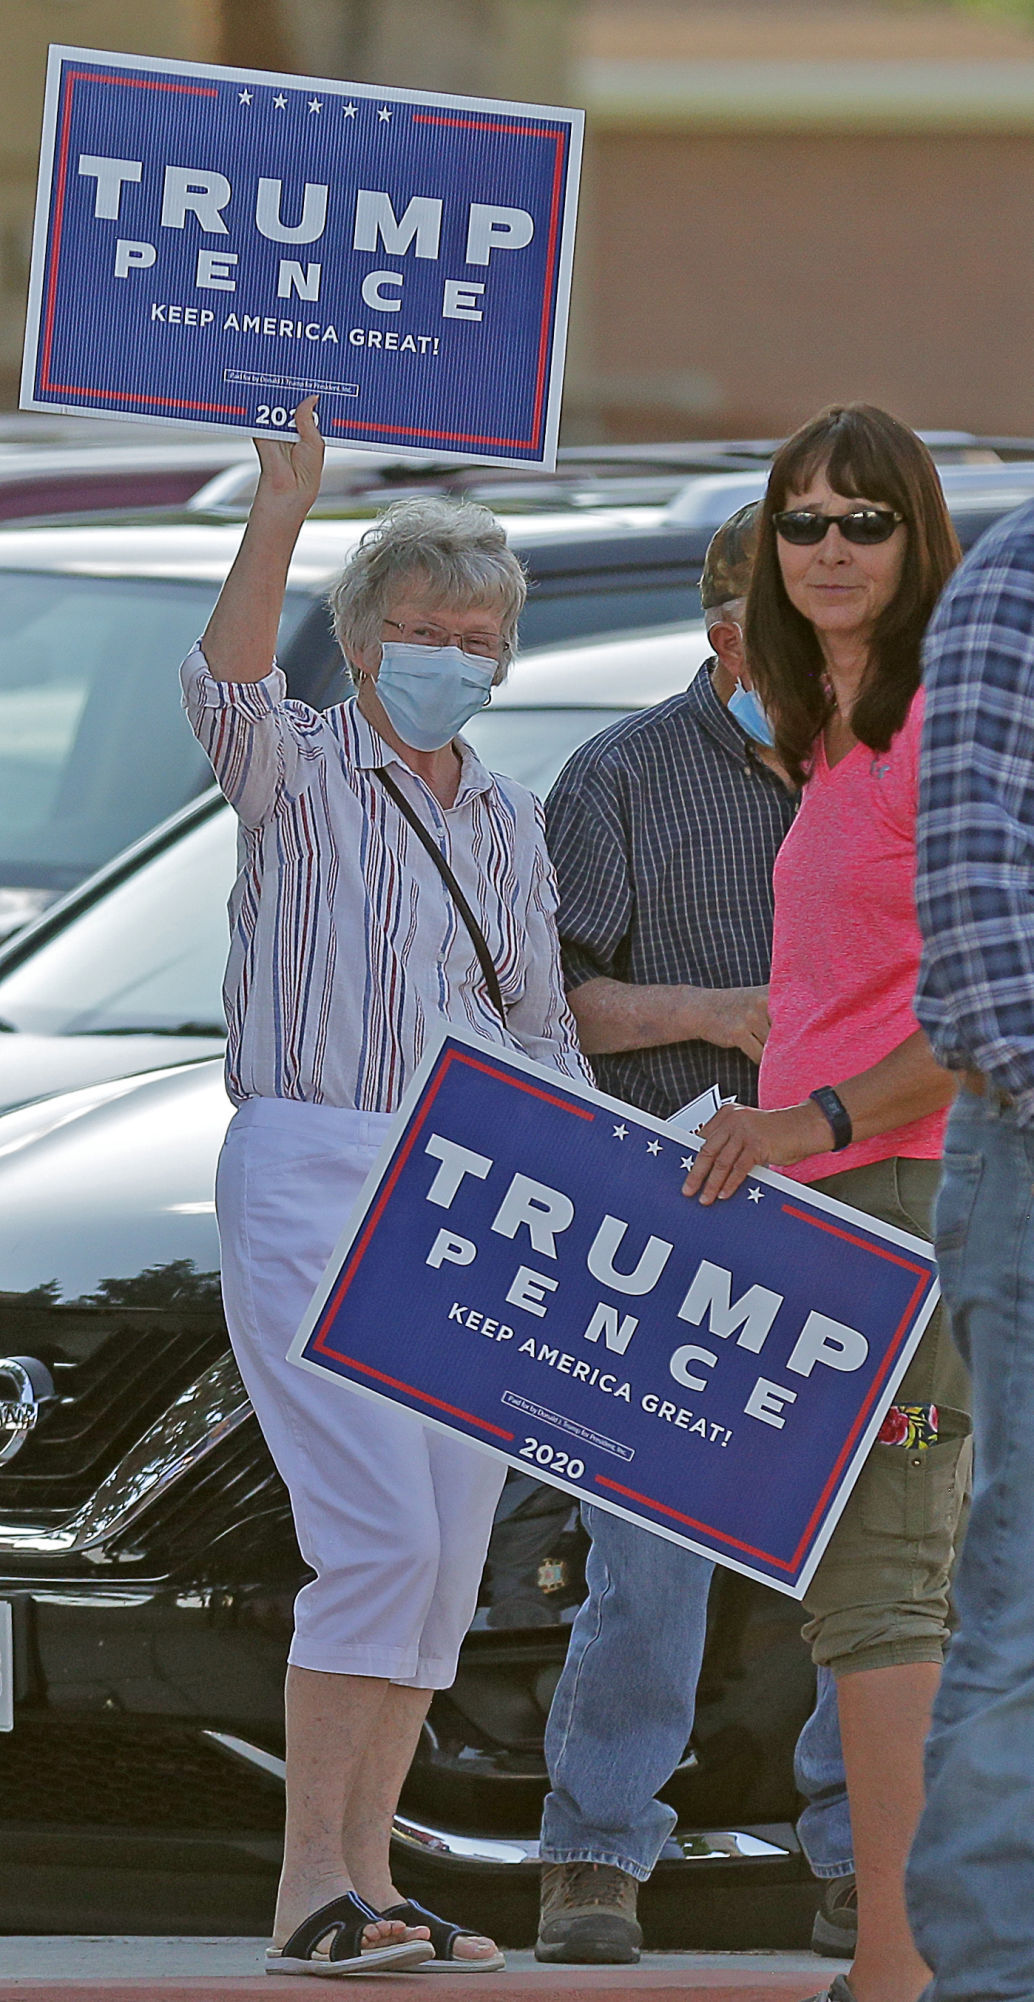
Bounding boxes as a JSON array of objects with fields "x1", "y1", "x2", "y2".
[{"x1": 667, "y1": 1085, "x2": 724, "y2": 1136}]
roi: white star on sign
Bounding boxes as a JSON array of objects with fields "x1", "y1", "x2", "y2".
[
  {"x1": 273, "y1": 93, "x2": 287, "y2": 109},
  {"x1": 646, "y1": 1140, "x2": 662, "y2": 1156},
  {"x1": 378, "y1": 104, "x2": 393, "y2": 121},
  {"x1": 612, "y1": 1124, "x2": 628, "y2": 1141},
  {"x1": 342, "y1": 101, "x2": 357, "y2": 118},
  {"x1": 747, "y1": 1185, "x2": 764, "y2": 1203},
  {"x1": 681, "y1": 1157, "x2": 695, "y2": 1172},
  {"x1": 309, "y1": 97, "x2": 323, "y2": 113},
  {"x1": 238, "y1": 89, "x2": 253, "y2": 105}
]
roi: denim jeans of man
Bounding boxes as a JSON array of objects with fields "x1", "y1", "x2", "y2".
[
  {"x1": 795, "y1": 1666, "x2": 854, "y2": 1880},
  {"x1": 540, "y1": 1503, "x2": 850, "y2": 1882},
  {"x1": 906, "y1": 1090, "x2": 1034, "y2": 2002}
]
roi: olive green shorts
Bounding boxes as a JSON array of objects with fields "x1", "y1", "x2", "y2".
[{"x1": 800, "y1": 1156, "x2": 972, "y2": 1678}]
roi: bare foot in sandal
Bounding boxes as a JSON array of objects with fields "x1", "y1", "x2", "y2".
[
  {"x1": 266, "y1": 1891, "x2": 432, "y2": 1976},
  {"x1": 378, "y1": 1896, "x2": 505, "y2": 1971}
]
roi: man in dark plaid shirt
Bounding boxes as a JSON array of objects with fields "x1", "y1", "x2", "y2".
[
  {"x1": 535, "y1": 506, "x2": 805, "y2": 1964},
  {"x1": 907, "y1": 504, "x2": 1034, "y2": 2001}
]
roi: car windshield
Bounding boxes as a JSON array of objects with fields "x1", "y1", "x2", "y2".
[
  {"x1": 518, "y1": 583, "x2": 700, "y2": 650},
  {"x1": 0, "y1": 571, "x2": 308, "y2": 892},
  {"x1": 0, "y1": 809, "x2": 237, "y2": 1037},
  {"x1": 0, "y1": 706, "x2": 633, "y2": 1038},
  {"x1": 463, "y1": 707, "x2": 630, "y2": 791}
]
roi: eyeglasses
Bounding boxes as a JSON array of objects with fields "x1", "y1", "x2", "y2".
[
  {"x1": 772, "y1": 508, "x2": 905, "y2": 546},
  {"x1": 382, "y1": 618, "x2": 507, "y2": 663}
]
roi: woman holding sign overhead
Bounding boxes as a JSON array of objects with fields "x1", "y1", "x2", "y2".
[
  {"x1": 181, "y1": 396, "x2": 588, "y2": 1976},
  {"x1": 684, "y1": 405, "x2": 970, "y2": 2002}
]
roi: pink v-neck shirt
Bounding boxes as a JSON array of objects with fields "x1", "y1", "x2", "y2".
[{"x1": 758, "y1": 687, "x2": 947, "y2": 1183}]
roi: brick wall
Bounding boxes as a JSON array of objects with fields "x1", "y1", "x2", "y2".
[{"x1": 566, "y1": 125, "x2": 1034, "y2": 439}]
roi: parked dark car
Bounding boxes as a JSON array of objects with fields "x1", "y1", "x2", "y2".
[
  {"x1": 0, "y1": 1057, "x2": 815, "y2": 1940},
  {"x1": 0, "y1": 445, "x2": 254, "y2": 522},
  {"x1": 0, "y1": 627, "x2": 816, "y2": 1942},
  {"x1": 0, "y1": 415, "x2": 257, "y2": 521}
]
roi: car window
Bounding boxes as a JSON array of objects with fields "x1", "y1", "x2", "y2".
[
  {"x1": 0, "y1": 808, "x2": 237, "y2": 1037},
  {"x1": 0, "y1": 573, "x2": 308, "y2": 893},
  {"x1": 462, "y1": 707, "x2": 633, "y2": 794},
  {"x1": 519, "y1": 582, "x2": 701, "y2": 651}
]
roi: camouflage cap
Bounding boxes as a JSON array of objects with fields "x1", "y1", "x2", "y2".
[{"x1": 699, "y1": 499, "x2": 762, "y2": 612}]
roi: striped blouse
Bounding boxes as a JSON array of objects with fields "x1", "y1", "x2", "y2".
[{"x1": 181, "y1": 648, "x2": 589, "y2": 1111}]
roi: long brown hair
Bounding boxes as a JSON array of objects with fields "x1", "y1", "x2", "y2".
[{"x1": 744, "y1": 404, "x2": 960, "y2": 789}]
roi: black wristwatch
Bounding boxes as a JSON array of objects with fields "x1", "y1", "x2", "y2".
[{"x1": 809, "y1": 1086, "x2": 853, "y2": 1152}]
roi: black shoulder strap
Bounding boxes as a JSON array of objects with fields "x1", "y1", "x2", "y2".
[{"x1": 374, "y1": 766, "x2": 507, "y2": 1027}]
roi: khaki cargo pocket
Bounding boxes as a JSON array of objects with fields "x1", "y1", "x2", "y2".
[{"x1": 859, "y1": 1433, "x2": 969, "y2": 1546}]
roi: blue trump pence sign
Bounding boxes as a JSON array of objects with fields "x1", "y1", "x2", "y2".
[
  {"x1": 21, "y1": 46, "x2": 582, "y2": 466},
  {"x1": 289, "y1": 1032, "x2": 940, "y2": 1598}
]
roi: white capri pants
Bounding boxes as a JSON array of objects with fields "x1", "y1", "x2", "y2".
[{"x1": 215, "y1": 1096, "x2": 506, "y2": 1686}]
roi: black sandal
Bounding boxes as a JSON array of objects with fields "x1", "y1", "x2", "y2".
[
  {"x1": 380, "y1": 1898, "x2": 505, "y2": 1972},
  {"x1": 265, "y1": 1890, "x2": 434, "y2": 1977}
]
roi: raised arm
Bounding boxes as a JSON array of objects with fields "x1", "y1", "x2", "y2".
[{"x1": 201, "y1": 395, "x2": 325, "y2": 682}]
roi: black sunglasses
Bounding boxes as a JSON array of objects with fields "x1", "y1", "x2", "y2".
[{"x1": 772, "y1": 507, "x2": 905, "y2": 546}]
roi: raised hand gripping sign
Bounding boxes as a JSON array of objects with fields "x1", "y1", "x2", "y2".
[
  {"x1": 289, "y1": 1030, "x2": 940, "y2": 1598},
  {"x1": 21, "y1": 46, "x2": 582, "y2": 466}
]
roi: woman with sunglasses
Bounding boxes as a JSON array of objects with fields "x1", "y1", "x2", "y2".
[{"x1": 684, "y1": 405, "x2": 969, "y2": 2002}]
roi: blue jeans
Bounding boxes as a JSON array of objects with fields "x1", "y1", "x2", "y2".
[
  {"x1": 540, "y1": 1503, "x2": 852, "y2": 1882},
  {"x1": 907, "y1": 1091, "x2": 1034, "y2": 2002},
  {"x1": 795, "y1": 1666, "x2": 854, "y2": 1879}
]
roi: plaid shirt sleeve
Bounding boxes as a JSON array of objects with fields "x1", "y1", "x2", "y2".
[
  {"x1": 544, "y1": 747, "x2": 634, "y2": 992},
  {"x1": 503, "y1": 797, "x2": 594, "y2": 1083},
  {"x1": 915, "y1": 502, "x2": 1034, "y2": 1119}
]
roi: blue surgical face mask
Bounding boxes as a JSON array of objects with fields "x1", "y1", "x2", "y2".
[
  {"x1": 728, "y1": 682, "x2": 775, "y2": 748},
  {"x1": 371, "y1": 641, "x2": 496, "y2": 752}
]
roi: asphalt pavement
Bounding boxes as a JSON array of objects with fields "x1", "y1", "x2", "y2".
[{"x1": 0, "y1": 1939, "x2": 838, "y2": 2001}]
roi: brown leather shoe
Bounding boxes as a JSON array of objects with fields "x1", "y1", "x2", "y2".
[
  {"x1": 800, "y1": 1978, "x2": 857, "y2": 2002},
  {"x1": 810, "y1": 1874, "x2": 857, "y2": 1958},
  {"x1": 535, "y1": 1861, "x2": 642, "y2": 1964}
]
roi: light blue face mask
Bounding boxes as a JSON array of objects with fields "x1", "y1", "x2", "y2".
[
  {"x1": 372, "y1": 641, "x2": 496, "y2": 752},
  {"x1": 728, "y1": 682, "x2": 775, "y2": 748}
]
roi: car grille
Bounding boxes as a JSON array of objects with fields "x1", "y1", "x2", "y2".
[
  {"x1": 0, "y1": 1308, "x2": 227, "y2": 1520},
  {"x1": 104, "y1": 1415, "x2": 299, "y2": 1582},
  {"x1": 0, "y1": 1717, "x2": 285, "y2": 1830}
]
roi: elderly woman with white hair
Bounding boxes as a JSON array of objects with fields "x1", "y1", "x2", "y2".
[{"x1": 180, "y1": 398, "x2": 588, "y2": 1977}]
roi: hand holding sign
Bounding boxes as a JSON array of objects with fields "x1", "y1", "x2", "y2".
[
  {"x1": 683, "y1": 1101, "x2": 827, "y2": 1206},
  {"x1": 253, "y1": 392, "x2": 325, "y2": 516},
  {"x1": 685, "y1": 1032, "x2": 957, "y2": 1204}
]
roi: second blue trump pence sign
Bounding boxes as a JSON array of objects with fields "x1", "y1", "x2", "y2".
[{"x1": 289, "y1": 1032, "x2": 940, "y2": 1597}]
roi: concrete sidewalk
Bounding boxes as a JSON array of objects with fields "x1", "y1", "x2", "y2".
[{"x1": 0, "y1": 1940, "x2": 837, "y2": 2001}]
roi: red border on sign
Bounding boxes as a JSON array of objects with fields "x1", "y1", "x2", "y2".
[
  {"x1": 329, "y1": 111, "x2": 567, "y2": 452},
  {"x1": 315, "y1": 1347, "x2": 516, "y2": 1441},
  {"x1": 37, "y1": 75, "x2": 568, "y2": 446},
  {"x1": 39, "y1": 65, "x2": 252, "y2": 416},
  {"x1": 596, "y1": 1211, "x2": 930, "y2": 1575}
]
